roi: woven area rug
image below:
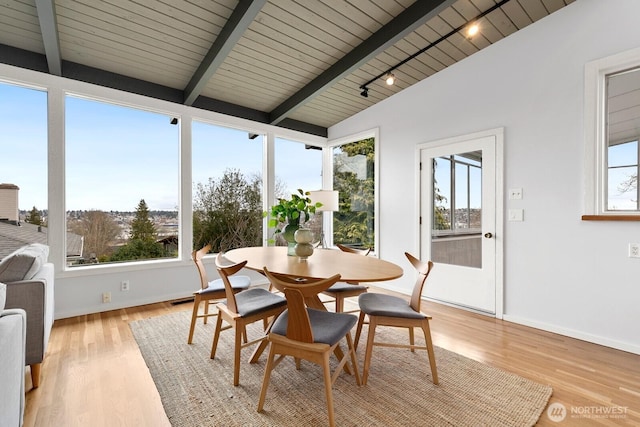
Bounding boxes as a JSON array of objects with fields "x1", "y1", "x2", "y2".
[{"x1": 130, "y1": 310, "x2": 552, "y2": 427}]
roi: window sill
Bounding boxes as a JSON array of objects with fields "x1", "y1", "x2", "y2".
[{"x1": 581, "y1": 215, "x2": 640, "y2": 221}]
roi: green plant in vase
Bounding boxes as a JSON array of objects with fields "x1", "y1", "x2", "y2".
[{"x1": 266, "y1": 189, "x2": 322, "y2": 255}]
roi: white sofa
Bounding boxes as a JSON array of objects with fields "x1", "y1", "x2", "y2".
[
  {"x1": 0, "y1": 243, "x2": 54, "y2": 389},
  {"x1": 0, "y1": 283, "x2": 27, "y2": 427}
]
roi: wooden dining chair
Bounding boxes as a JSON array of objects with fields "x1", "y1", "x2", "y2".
[
  {"x1": 320, "y1": 244, "x2": 370, "y2": 312},
  {"x1": 210, "y1": 254, "x2": 287, "y2": 386},
  {"x1": 258, "y1": 268, "x2": 361, "y2": 427},
  {"x1": 354, "y1": 252, "x2": 438, "y2": 386},
  {"x1": 188, "y1": 244, "x2": 250, "y2": 344}
]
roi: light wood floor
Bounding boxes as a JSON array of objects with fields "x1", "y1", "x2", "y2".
[{"x1": 23, "y1": 293, "x2": 640, "y2": 427}]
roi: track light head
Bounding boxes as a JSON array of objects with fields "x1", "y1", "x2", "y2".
[
  {"x1": 467, "y1": 23, "x2": 479, "y2": 38},
  {"x1": 360, "y1": 87, "x2": 369, "y2": 98},
  {"x1": 385, "y1": 73, "x2": 395, "y2": 85}
]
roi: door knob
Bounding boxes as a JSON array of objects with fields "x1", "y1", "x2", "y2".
[{"x1": 484, "y1": 232, "x2": 493, "y2": 239}]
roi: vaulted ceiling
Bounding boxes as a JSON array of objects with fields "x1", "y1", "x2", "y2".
[{"x1": 0, "y1": 0, "x2": 574, "y2": 136}]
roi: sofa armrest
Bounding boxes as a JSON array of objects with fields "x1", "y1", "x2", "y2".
[
  {"x1": 4, "y1": 263, "x2": 55, "y2": 366},
  {"x1": 0, "y1": 308, "x2": 27, "y2": 427}
]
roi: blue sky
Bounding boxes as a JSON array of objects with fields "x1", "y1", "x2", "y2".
[
  {"x1": 608, "y1": 140, "x2": 638, "y2": 210},
  {"x1": 1, "y1": 83, "x2": 48, "y2": 211},
  {"x1": 2, "y1": 81, "x2": 322, "y2": 211}
]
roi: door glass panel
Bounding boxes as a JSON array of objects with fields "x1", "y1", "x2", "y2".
[{"x1": 432, "y1": 150, "x2": 482, "y2": 268}]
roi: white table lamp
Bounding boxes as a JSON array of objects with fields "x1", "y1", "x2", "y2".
[{"x1": 309, "y1": 190, "x2": 339, "y2": 249}]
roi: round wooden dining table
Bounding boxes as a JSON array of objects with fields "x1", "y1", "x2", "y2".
[
  {"x1": 224, "y1": 246, "x2": 404, "y2": 283},
  {"x1": 224, "y1": 246, "x2": 404, "y2": 369}
]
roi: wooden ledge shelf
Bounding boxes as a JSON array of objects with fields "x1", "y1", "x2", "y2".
[{"x1": 582, "y1": 215, "x2": 640, "y2": 221}]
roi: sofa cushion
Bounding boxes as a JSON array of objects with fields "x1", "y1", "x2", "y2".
[
  {"x1": 0, "y1": 244, "x2": 50, "y2": 282},
  {"x1": 0, "y1": 282, "x2": 5, "y2": 311}
]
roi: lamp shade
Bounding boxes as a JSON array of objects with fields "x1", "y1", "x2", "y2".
[{"x1": 309, "y1": 190, "x2": 339, "y2": 212}]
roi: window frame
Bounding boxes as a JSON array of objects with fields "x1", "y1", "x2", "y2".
[
  {"x1": 64, "y1": 93, "x2": 182, "y2": 267},
  {"x1": 584, "y1": 46, "x2": 640, "y2": 220},
  {"x1": 327, "y1": 128, "x2": 379, "y2": 252},
  {"x1": 0, "y1": 63, "x2": 328, "y2": 277},
  {"x1": 432, "y1": 154, "x2": 482, "y2": 235},
  {"x1": 191, "y1": 119, "x2": 266, "y2": 253},
  {"x1": 0, "y1": 80, "x2": 49, "y2": 242}
]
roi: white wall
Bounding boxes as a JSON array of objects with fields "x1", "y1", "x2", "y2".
[
  {"x1": 53, "y1": 260, "x2": 269, "y2": 318},
  {"x1": 329, "y1": 0, "x2": 640, "y2": 354}
]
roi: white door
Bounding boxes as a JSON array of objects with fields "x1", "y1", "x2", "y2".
[{"x1": 419, "y1": 129, "x2": 503, "y2": 316}]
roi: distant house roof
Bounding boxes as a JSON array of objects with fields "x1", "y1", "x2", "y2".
[{"x1": 0, "y1": 220, "x2": 83, "y2": 259}]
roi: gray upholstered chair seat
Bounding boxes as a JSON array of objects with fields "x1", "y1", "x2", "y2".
[
  {"x1": 358, "y1": 292, "x2": 426, "y2": 319},
  {"x1": 223, "y1": 288, "x2": 286, "y2": 317},
  {"x1": 272, "y1": 308, "x2": 357, "y2": 345},
  {"x1": 198, "y1": 276, "x2": 250, "y2": 295},
  {"x1": 325, "y1": 282, "x2": 367, "y2": 293}
]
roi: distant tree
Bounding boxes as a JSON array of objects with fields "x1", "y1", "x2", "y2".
[
  {"x1": 618, "y1": 174, "x2": 638, "y2": 198},
  {"x1": 109, "y1": 199, "x2": 163, "y2": 261},
  {"x1": 68, "y1": 210, "x2": 120, "y2": 259},
  {"x1": 109, "y1": 239, "x2": 164, "y2": 262},
  {"x1": 193, "y1": 169, "x2": 263, "y2": 252},
  {"x1": 433, "y1": 159, "x2": 450, "y2": 230},
  {"x1": 25, "y1": 206, "x2": 43, "y2": 226},
  {"x1": 433, "y1": 188, "x2": 449, "y2": 230},
  {"x1": 130, "y1": 199, "x2": 156, "y2": 242}
]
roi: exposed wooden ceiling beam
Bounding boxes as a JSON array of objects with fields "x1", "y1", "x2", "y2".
[
  {"x1": 183, "y1": 0, "x2": 267, "y2": 106},
  {"x1": 35, "y1": 0, "x2": 62, "y2": 76},
  {"x1": 268, "y1": 0, "x2": 456, "y2": 125}
]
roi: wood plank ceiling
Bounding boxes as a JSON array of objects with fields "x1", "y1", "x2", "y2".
[{"x1": 0, "y1": 0, "x2": 575, "y2": 136}]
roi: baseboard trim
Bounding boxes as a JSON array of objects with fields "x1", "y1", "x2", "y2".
[{"x1": 503, "y1": 314, "x2": 640, "y2": 355}]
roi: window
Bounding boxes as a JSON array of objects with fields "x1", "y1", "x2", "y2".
[
  {"x1": 65, "y1": 96, "x2": 179, "y2": 265},
  {"x1": 192, "y1": 122, "x2": 264, "y2": 252},
  {"x1": 608, "y1": 140, "x2": 638, "y2": 210},
  {"x1": 433, "y1": 154, "x2": 482, "y2": 233},
  {"x1": 332, "y1": 137, "x2": 376, "y2": 250},
  {"x1": 0, "y1": 82, "x2": 48, "y2": 257},
  {"x1": 273, "y1": 138, "x2": 323, "y2": 245},
  {"x1": 274, "y1": 137, "x2": 323, "y2": 196},
  {"x1": 584, "y1": 47, "x2": 640, "y2": 219},
  {"x1": 606, "y1": 68, "x2": 639, "y2": 211},
  {"x1": 432, "y1": 152, "x2": 483, "y2": 268}
]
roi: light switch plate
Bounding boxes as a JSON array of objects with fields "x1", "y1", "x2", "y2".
[{"x1": 508, "y1": 209, "x2": 524, "y2": 221}]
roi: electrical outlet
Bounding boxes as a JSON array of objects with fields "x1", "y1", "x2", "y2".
[
  {"x1": 629, "y1": 243, "x2": 640, "y2": 258},
  {"x1": 102, "y1": 292, "x2": 111, "y2": 303},
  {"x1": 121, "y1": 280, "x2": 130, "y2": 291},
  {"x1": 508, "y1": 188, "x2": 523, "y2": 200}
]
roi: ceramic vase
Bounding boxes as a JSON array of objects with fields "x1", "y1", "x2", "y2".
[
  {"x1": 282, "y1": 221, "x2": 300, "y2": 256},
  {"x1": 294, "y1": 228, "x2": 314, "y2": 260}
]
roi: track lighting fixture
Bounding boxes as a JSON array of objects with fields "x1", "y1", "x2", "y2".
[
  {"x1": 385, "y1": 73, "x2": 395, "y2": 85},
  {"x1": 358, "y1": 0, "x2": 512, "y2": 97},
  {"x1": 467, "y1": 23, "x2": 479, "y2": 38}
]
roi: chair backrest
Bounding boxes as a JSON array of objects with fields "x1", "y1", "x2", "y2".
[
  {"x1": 263, "y1": 268, "x2": 341, "y2": 343},
  {"x1": 405, "y1": 252, "x2": 434, "y2": 313},
  {"x1": 337, "y1": 244, "x2": 372, "y2": 257},
  {"x1": 282, "y1": 288, "x2": 313, "y2": 342},
  {"x1": 215, "y1": 253, "x2": 248, "y2": 314},
  {"x1": 193, "y1": 244, "x2": 212, "y2": 290}
]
